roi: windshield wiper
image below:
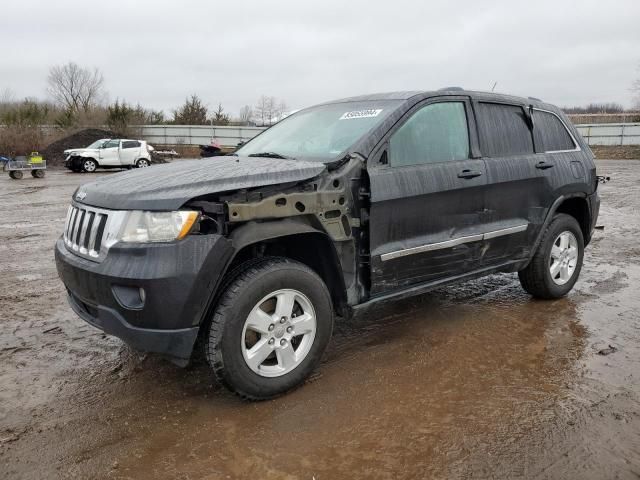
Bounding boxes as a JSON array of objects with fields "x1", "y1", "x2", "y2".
[{"x1": 247, "y1": 152, "x2": 293, "y2": 159}]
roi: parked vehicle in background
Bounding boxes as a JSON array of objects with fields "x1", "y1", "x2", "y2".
[
  {"x1": 4, "y1": 152, "x2": 47, "y2": 179},
  {"x1": 64, "y1": 139, "x2": 154, "y2": 172},
  {"x1": 55, "y1": 89, "x2": 600, "y2": 400},
  {"x1": 199, "y1": 141, "x2": 224, "y2": 157}
]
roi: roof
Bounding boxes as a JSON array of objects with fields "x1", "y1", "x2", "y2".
[{"x1": 321, "y1": 89, "x2": 554, "y2": 110}]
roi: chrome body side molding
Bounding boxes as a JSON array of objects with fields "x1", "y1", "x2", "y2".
[{"x1": 380, "y1": 224, "x2": 528, "y2": 262}]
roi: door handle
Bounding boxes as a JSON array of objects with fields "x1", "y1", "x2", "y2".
[
  {"x1": 458, "y1": 169, "x2": 482, "y2": 179},
  {"x1": 536, "y1": 161, "x2": 554, "y2": 170}
]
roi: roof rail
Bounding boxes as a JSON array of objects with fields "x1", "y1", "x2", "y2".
[
  {"x1": 528, "y1": 96, "x2": 542, "y2": 102},
  {"x1": 439, "y1": 86, "x2": 464, "y2": 91}
]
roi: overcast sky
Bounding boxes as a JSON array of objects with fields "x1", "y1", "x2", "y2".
[{"x1": 3, "y1": 0, "x2": 640, "y2": 116}]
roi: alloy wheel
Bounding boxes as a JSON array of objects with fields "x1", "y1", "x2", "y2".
[
  {"x1": 241, "y1": 288, "x2": 317, "y2": 378},
  {"x1": 549, "y1": 231, "x2": 579, "y2": 285}
]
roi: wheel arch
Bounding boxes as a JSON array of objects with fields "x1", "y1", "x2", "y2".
[
  {"x1": 554, "y1": 196, "x2": 591, "y2": 243},
  {"x1": 531, "y1": 193, "x2": 592, "y2": 260},
  {"x1": 225, "y1": 219, "x2": 348, "y2": 315}
]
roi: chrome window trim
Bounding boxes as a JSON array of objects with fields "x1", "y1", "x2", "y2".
[
  {"x1": 380, "y1": 224, "x2": 528, "y2": 262},
  {"x1": 532, "y1": 108, "x2": 581, "y2": 153}
]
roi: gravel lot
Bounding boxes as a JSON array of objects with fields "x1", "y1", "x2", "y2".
[{"x1": 1, "y1": 161, "x2": 639, "y2": 479}]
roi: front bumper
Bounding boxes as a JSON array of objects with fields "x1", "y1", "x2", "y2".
[{"x1": 55, "y1": 233, "x2": 233, "y2": 363}]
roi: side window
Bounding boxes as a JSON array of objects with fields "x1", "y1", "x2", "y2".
[
  {"x1": 477, "y1": 103, "x2": 534, "y2": 157},
  {"x1": 533, "y1": 110, "x2": 575, "y2": 152},
  {"x1": 103, "y1": 139, "x2": 120, "y2": 149},
  {"x1": 389, "y1": 102, "x2": 470, "y2": 167},
  {"x1": 122, "y1": 141, "x2": 141, "y2": 149}
]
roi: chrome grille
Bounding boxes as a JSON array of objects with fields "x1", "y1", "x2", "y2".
[{"x1": 63, "y1": 204, "x2": 122, "y2": 261}]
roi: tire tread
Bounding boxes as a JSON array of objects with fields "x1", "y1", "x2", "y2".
[
  {"x1": 206, "y1": 256, "x2": 330, "y2": 400},
  {"x1": 519, "y1": 213, "x2": 583, "y2": 299}
]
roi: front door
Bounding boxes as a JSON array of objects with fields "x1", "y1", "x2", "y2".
[
  {"x1": 368, "y1": 98, "x2": 488, "y2": 295},
  {"x1": 99, "y1": 139, "x2": 121, "y2": 166}
]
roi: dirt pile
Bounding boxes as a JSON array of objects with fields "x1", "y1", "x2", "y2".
[
  {"x1": 41, "y1": 128, "x2": 116, "y2": 167},
  {"x1": 591, "y1": 145, "x2": 640, "y2": 160}
]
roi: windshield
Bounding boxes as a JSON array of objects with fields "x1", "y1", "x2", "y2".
[
  {"x1": 86, "y1": 139, "x2": 108, "y2": 149},
  {"x1": 237, "y1": 100, "x2": 402, "y2": 161}
]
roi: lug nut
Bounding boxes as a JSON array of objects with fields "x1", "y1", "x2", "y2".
[
  {"x1": 268, "y1": 338, "x2": 275, "y2": 345},
  {"x1": 268, "y1": 324, "x2": 275, "y2": 331},
  {"x1": 286, "y1": 326, "x2": 293, "y2": 333},
  {"x1": 280, "y1": 317, "x2": 287, "y2": 324},
  {"x1": 280, "y1": 339, "x2": 287, "y2": 346}
]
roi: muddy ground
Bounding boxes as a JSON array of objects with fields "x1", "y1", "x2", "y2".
[{"x1": 0, "y1": 161, "x2": 639, "y2": 479}]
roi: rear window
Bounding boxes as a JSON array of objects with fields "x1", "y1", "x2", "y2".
[
  {"x1": 477, "y1": 103, "x2": 534, "y2": 157},
  {"x1": 533, "y1": 110, "x2": 575, "y2": 152},
  {"x1": 122, "y1": 141, "x2": 141, "y2": 149}
]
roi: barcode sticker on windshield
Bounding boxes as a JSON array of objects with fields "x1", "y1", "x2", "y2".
[{"x1": 340, "y1": 109, "x2": 383, "y2": 120}]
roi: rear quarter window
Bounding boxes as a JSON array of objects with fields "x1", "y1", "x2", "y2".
[
  {"x1": 533, "y1": 110, "x2": 576, "y2": 152},
  {"x1": 477, "y1": 102, "x2": 534, "y2": 157},
  {"x1": 122, "y1": 141, "x2": 141, "y2": 149}
]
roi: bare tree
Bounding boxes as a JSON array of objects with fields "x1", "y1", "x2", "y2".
[
  {"x1": 238, "y1": 105, "x2": 253, "y2": 125},
  {"x1": 275, "y1": 100, "x2": 289, "y2": 121},
  {"x1": 254, "y1": 95, "x2": 270, "y2": 126},
  {"x1": 254, "y1": 96, "x2": 290, "y2": 125},
  {"x1": 47, "y1": 62, "x2": 105, "y2": 113},
  {"x1": 633, "y1": 65, "x2": 640, "y2": 109},
  {"x1": 0, "y1": 88, "x2": 15, "y2": 105}
]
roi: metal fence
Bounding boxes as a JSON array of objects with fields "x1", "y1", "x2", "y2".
[
  {"x1": 138, "y1": 125, "x2": 266, "y2": 147},
  {"x1": 574, "y1": 123, "x2": 640, "y2": 146}
]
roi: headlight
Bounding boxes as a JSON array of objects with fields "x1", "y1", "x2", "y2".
[{"x1": 119, "y1": 211, "x2": 199, "y2": 243}]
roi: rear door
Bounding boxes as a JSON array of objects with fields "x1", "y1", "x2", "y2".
[
  {"x1": 98, "y1": 139, "x2": 121, "y2": 166},
  {"x1": 120, "y1": 140, "x2": 142, "y2": 166},
  {"x1": 531, "y1": 108, "x2": 587, "y2": 194},
  {"x1": 474, "y1": 100, "x2": 547, "y2": 265},
  {"x1": 368, "y1": 97, "x2": 489, "y2": 294}
]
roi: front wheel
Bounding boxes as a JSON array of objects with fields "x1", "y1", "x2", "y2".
[
  {"x1": 82, "y1": 159, "x2": 97, "y2": 173},
  {"x1": 206, "y1": 258, "x2": 333, "y2": 400},
  {"x1": 519, "y1": 213, "x2": 584, "y2": 299},
  {"x1": 9, "y1": 170, "x2": 23, "y2": 180}
]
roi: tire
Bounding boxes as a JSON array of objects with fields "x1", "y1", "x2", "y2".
[
  {"x1": 519, "y1": 213, "x2": 584, "y2": 299},
  {"x1": 9, "y1": 170, "x2": 23, "y2": 180},
  {"x1": 136, "y1": 158, "x2": 150, "y2": 168},
  {"x1": 31, "y1": 170, "x2": 45, "y2": 178},
  {"x1": 82, "y1": 159, "x2": 97, "y2": 173},
  {"x1": 206, "y1": 257, "x2": 333, "y2": 400}
]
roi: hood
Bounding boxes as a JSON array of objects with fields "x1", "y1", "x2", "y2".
[
  {"x1": 74, "y1": 156, "x2": 327, "y2": 211},
  {"x1": 65, "y1": 148, "x2": 100, "y2": 156}
]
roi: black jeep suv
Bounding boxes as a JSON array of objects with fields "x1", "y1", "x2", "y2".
[{"x1": 56, "y1": 89, "x2": 600, "y2": 399}]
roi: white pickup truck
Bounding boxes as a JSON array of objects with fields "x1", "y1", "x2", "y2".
[{"x1": 64, "y1": 139, "x2": 154, "y2": 172}]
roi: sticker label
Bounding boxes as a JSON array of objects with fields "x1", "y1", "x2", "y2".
[{"x1": 339, "y1": 109, "x2": 383, "y2": 120}]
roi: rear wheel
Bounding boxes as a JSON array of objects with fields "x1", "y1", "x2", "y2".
[
  {"x1": 136, "y1": 158, "x2": 150, "y2": 168},
  {"x1": 519, "y1": 213, "x2": 584, "y2": 299},
  {"x1": 31, "y1": 170, "x2": 45, "y2": 178},
  {"x1": 9, "y1": 170, "x2": 23, "y2": 180},
  {"x1": 206, "y1": 257, "x2": 333, "y2": 400},
  {"x1": 82, "y1": 159, "x2": 97, "y2": 173}
]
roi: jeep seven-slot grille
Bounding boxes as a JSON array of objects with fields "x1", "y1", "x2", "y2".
[{"x1": 63, "y1": 205, "x2": 109, "y2": 260}]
